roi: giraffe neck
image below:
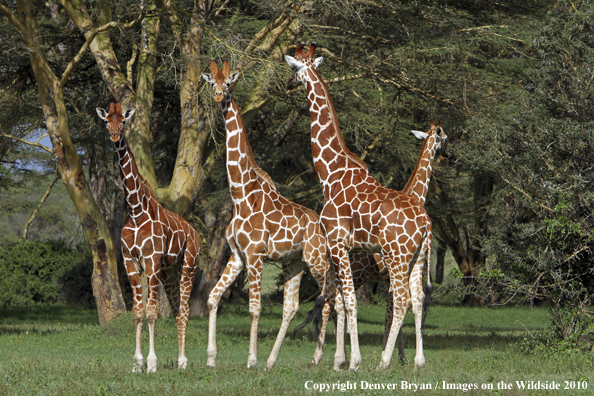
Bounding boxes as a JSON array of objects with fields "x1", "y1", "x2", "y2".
[
  {"x1": 114, "y1": 135, "x2": 150, "y2": 218},
  {"x1": 221, "y1": 94, "x2": 258, "y2": 202},
  {"x1": 403, "y1": 133, "x2": 438, "y2": 206},
  {"x1": 305, "y1": 70, "x2": 368, "y2": 197}
]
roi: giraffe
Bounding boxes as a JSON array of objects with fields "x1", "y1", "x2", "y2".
[
  {"x1": 201, "y1": 60, "x2": 341, "y2": 370},
  {"x1": 96, "y1": 103, "x2": 201, "y2": 373},
  {"x1": 310, "y1": 121, "x2": 447, "y2": 366},
  {"x1": 285, "y1": 42, "x2": 433, "y2": 369}
]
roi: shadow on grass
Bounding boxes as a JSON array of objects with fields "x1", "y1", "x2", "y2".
[
  {"x1": 213, "y1": 325, "x2": 524, "y2": 352},
  {"x1": 0, "y1": 305, "x2": 99, "y2": 326}
]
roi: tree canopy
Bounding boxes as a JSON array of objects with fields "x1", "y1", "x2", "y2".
[{"x1": 1, "y1": 0, "x2": 591, "y2": 346}]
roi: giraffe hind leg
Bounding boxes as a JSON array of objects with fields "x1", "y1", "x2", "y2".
[
  {"x1": 410, "y1": 229, "x2": 432, "y2": 368},
  {"x1": 265, "y1": 260, "x2": 306, "y2": 370},
  {"x1": 176, "y1": 252, "x2": 200, "y2": 370},
  {"x1": 378, "y1": 255, "x2": 409, "y2": 370}
]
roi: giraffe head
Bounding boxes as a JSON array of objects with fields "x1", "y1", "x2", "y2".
[
  {"x1": 96, "y1": 103, "x2": 135, "y2": 142},
  {"x1": 285, "y1": 41, "x2": 324, "y2": 90},
  {"x1": 202, "y1": 61, "x2": 240, "y2": 102},
  {"x1": 411, "y1": 120, "x2": 447, "y2": 149}
]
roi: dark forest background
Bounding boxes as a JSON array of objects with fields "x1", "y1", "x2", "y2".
[{"x1": 1, "y1": 0, "x2": 592, "y2": 348}]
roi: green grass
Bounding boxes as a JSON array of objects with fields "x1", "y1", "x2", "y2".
[{"x1": 0, "y1": 303, "x2": 592, "y2": 395}]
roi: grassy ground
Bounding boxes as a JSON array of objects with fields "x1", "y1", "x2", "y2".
[{"x1": 0, "y1": 302, "x2": 592, "y2": 395}]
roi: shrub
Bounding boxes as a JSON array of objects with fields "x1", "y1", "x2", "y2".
[{"x1": 0, "y1": 238, "x2": 94, "y2": 307}]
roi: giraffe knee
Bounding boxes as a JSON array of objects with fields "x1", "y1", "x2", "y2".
[
  {"x1": 146, "y1": 310, "x2": 158, "y2": 323},
  {"x1": 134, "y1": 312, "x2": 144, "y2": 323},
  {"x1": 393, "y1": 294, "x2": 408, "y2": 310}
]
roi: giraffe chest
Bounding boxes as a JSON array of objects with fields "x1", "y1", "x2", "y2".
[{"x1": 122, "y1": 218, "x2": 183, "y2": 263}]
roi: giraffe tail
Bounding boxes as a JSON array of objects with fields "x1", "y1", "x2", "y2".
[
  {"x1": 293, "y1": 294, "x2": 325, "y2": 338},
  {"x1": 421, "y1": 280, "x2": 433, "y2": 331},
  {"x1": 421, "y1": 241, "x2": 433, "y2": 331}
]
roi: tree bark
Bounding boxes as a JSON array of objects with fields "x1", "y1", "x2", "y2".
[
  {"x1": 8, "y1": 0, "x2": 126, "y2": 325},
  {"x1": 190, "y1": 195, "x2": 233, "y2": 317},
  {"x1": 435, "y1": 238, "x2": 447, "y2": 284}
]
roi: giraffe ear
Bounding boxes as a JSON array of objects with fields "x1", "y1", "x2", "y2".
[
  {"x1": 229, "y1": 72, "x2": 240, "y2": 84},
  {"x1": 285, "y1": 55, "x2": 303, "y2": 70},
  {"x1": 202, "y1": 73, "x2": 214, "y2": 84},
  {"x1": 411, "y1": 130, "x2": 428, "y2": 140},
  {"x1": 96, "y1": 107, "x2": 108, "y2": 121},
  {"x1": 313, "y1": 57, "x2": 323, "y2": 69},
  {"x1": 122, "y1": 108, "x2": 135, "y2": 120}
]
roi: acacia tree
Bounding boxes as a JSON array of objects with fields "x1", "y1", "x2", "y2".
[
  {"x1": 1, "y1": 0, "x2": 557, "y2": 324},
  {"x1": 0, "y1": 0, "x2": 133, "y2": 324},
  {"x1": 461, "y1": 0, "x2": 594, "y2": 343},
  {"x1": 0, "y1": 0, "x2": 311, "y2": 321}
]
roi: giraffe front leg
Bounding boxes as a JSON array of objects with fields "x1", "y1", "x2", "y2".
[
  {"x1": 266, "y1": 261, "x2": 305, "y2": 370},
  {"x1": 123, "y1": 255, "x2": 144, "y2": 373},
  {"x1": 145, "y1": 259, "x2": 162, "y2": 374},
  {"x1": 207, "y1": 250, "x2": 244, "y2": 368},
  {"x1": 246, "y1": 252, "x2": 264, "y2": 368}
]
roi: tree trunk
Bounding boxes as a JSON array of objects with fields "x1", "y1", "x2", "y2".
[
  {"x1": 10, "y1": 0, "x2": 126, "y2": 325},
  {"x1": 190, "y1": 196, "x2": 233, "y2": 317},
  {"x1": 435, "y1": 238, "x2": 447, "y2": 284},
  {"x1": 470, "y1": 173, "x2": 493, "y2": 268}
]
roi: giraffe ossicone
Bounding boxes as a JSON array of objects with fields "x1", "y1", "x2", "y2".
[
  {"x1": 97, "y1": 103, "x2": 201, "y2": 373},
  {"x1": 285, "y1": 42, "x2": 434, "y2": 370},
  {"x1": 201, "y1": 61, "x2": 342, "y2": 370}
]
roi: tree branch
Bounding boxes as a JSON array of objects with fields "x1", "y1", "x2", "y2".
[
  {"x1": 23, "y1": 175, "x2": 59, "y2": 240},
  {"x1": 0, "y1": 4, "x2": 27, "y2": 37},
  {"x1": 60, "y1": 12, "x2": 145, "y2": 88},
  {"x1": 501, "y1": 177, "x2": 555, "y2": 213},
  {"x1": 0, "y1": 133, "x2": 53, "y2": 154}
]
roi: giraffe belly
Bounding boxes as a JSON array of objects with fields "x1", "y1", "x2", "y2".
[{"x1": 265, "y1": 241, "x2": 302, "y2": 261}]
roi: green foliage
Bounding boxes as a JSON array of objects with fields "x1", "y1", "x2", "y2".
[
  {"x1": 459, "y1": 0, "x2": 594, "y2": 347},
  {"x1": 0, "y1": 239, "x2": 94, "y2": 307},
  {"x1": 0, "y1": 172, "x2": 86, "y2": 246}
]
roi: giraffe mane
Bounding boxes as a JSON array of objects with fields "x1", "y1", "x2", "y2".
[
  {"x1": 245, "y1": 140, "x2": 277, "y2": 191},
  {"x1": 120, "y1": 133, "x2": 157, "y2": 198},
  {"x1": 138, "y1": 173, "x2": 157, "y2": 198},
  {"x1": 317, "y1": 76, "x2": 369, "y2": 171},
  {"x1": 294, "y1": 43, "x2": 368, "y2": 171}
]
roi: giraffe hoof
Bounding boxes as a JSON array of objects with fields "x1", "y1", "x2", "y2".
[
  {"x1": 147, "y1": 358, "x2": 157, "y2": 373},
  {"x1": 247, "y1": 360, "x2": 257, "y2": 369},
  {"x1": 264, "y1": 362, "x2": 275, "y2": 371},
  {"x1": 414, "y1": 357, "x2": 425, "y2": 369},
  {"x1": 178, "y1": 359, "x2": 188, "y2": 370},
  {"x1": 377, "y1": 361, "x2": 391, "y2": 370},
  {"x1": 334, "y1": 360, "x2": 348, "y2": 370}
]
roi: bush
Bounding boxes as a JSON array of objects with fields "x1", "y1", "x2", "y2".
[{"x1": 0, "y1": 238, "x2": 94, "y2": 307}]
